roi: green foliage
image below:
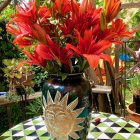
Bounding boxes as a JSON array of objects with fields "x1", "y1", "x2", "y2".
[
  {"x1": 131, "y1": 10, "x2": 140, "y2": 40},
  {"x1": 31, "y1": 66, "x2": 48, "y2": 91},
  {"x1": 95, "y1": 0, "x2": 103, "y2": 6},
  {"x1": 26, "y1": 98, "x2": 43, "y2": 117},
  {"x1": 132, "y1": 11, "x2": 140, "y2": 25},
  {"x1": 0, "y1": 21, "x2": 19, "y2": 59},
  {"x1": 0, "y1": 103, "x2": 25, "y2": 134},
  {"x1": 0, "y1": 21, "x2": 20, "y2": 91},
  {"x1": 0, "y1": 5, "x2": 15, "y2": 21},
  {"x1": 120, "y1": 9, "x2": 128, "y2": 19},
  {"x1": 129, "y1": 73, "x2": 140, "y2": 96},
  {"x1": 2, "y1": 59, "x2": 31, "y2": 79},
  {"x1": 11, "y1": 104, "x2": 23, "y2": 125},
  {"x1": 0, "y1": 99, "x2": 42, "y2": 134},
  {"x1": 0, "y1": 107, "x2": 9, "y2": 134},
  {"x1": 136, "y1": 31, "x2": 140, "y2": 39},
  {"x1": 119, "y1": 0, "x2": 140, "y2": 41}
]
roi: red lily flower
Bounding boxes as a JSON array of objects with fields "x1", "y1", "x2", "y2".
[
  {"x1": 22, "y1": 49, "x2": 47, "y2": 67},
  {"x1": 13, "y1": 34, "x2": 33, "y2": 48},
  {"x1": 58, "y1": 16, "x2": 75, "y2": 35},
  {"x1": 14, "y1": 0, "x2": 37, "y2": 24},
  {"x1": 111, "y1": 19, "x2": 136, "y2": 38},
  {"x1": 74, "y1": 9, "x2": 101, "y2": 34},
  {"x1": 71, "y1": 0, "x2": 101, "y2": 34},
  {"x1": 92, "y1": 24, "x2": 119, "y2": 44},
  {"x1": 7, "y1": 21, "x2": 48, "y2": 48},
  {"x1": 35, "y1": 42, "x2": 73, "y2": 66},
  {"x1": 6, "y1": 20, "x2": 31, "y2": 35},
  {"x1": 6, "y1": 0, "x2": 135, "y2": 76},
  {"x1": 66, "y1": 29, "x2": 112, "y2": 68},
  {"x1": 71, "y1": 0, "x2": 79, "y2": 20},
  {"x1": 31, "y1": 23, "x2": 48, "y2": 44},
  {"x1": 80, "y1": 0, "x2": 95, "y2": 14},
  {"x1": 59, "y1": 47, "x2": 74, "y2": 65},
  {"x1": 7, "y1": 0, "x2": 49, "y2": 46},
  {"x1": 7, "y1": 21, "x2": 35, "y2": 48},
  {"x1": 35, "y1": 44, "x2": 59, "y2": 61},
  {"x1": 71, "y1": 0, "x2": 95, "y2": 20},
  {"x1": 52, "y1": 0, "x2": 71, "y2": 17},
  {"x1": 38, "y1": 6, "x2": 51, "y2": 23}
]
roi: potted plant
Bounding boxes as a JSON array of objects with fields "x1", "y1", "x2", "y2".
[
  {"x1": 127, "y1": 72, "x2": 140, "y2": 123},
  {"x1": 3, "y1": 59, "x2": 34, "y2": 87},
  {"x1": 2, "y1": 59, "x2": 34, "y2": 101},
  {"x1": 6, "y1": 0, "x2": 135, "y2": 139}
]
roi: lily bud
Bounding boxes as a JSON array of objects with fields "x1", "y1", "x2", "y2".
[
  {"x1": 105, "y1": 0, "x2": 121, "y2": 23},
  {"x1": 103, "y1": 0, "x2": 108, "y2": 9},
  {"x1": 100, "y1": 11, "x2": 107, "y2": 31}
]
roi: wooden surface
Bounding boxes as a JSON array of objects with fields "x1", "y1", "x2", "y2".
[
  {"x1": 121, "y1": 2, "x2": 140, "y2": 9},
  {"x1": 0, "y1": 92, "x2": 41, "y2": 106},
  {"x1": 92, "y1": 85, "x2": 112, "y2": 94}
]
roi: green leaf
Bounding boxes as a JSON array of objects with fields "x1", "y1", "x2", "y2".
[
  {"x1": 15, "y1": 74, "x2": 22, "y2": 79},
  {"x1": 59, "y1": 72, "x2": 68, "y2": 81},
  {"x1": 36, "y1": 0, "x2": 40, "y2": 8}
]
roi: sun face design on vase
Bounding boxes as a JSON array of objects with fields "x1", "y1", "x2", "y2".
[{"x1": 43, "y1": 91, "x2": 85, "y2": 140}]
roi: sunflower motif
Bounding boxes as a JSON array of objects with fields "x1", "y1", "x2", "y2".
[{"x1": 43, "y1": 91, "x2": 85, "y2": 140}]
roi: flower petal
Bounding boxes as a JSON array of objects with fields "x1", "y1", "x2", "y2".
[{"x1": 83, "y1": 54, "x2": 100, "y2": 68}]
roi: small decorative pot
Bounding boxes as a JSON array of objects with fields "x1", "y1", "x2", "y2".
[
  {"x1": 42, "y1": 73, "x2": 93, "y2": 140},
  {"x1": 135, "y1": 96, "x2": 140, "y2": 113},
  {"x1": 127, "y1": 102, "x2": 140, "y2": 124}
]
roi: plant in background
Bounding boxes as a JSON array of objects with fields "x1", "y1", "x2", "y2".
[
  {"x1": 26, "y1": 98, "x2": 42, "y2": 117},
  {"x1": 0, "y1": 5, "x2": 15, "y2": 21},
  {"x1": 2, "y1": 59, "x2": 33, "y2": 87},
  {"x1": 129, "y1": 72, "x2": 140, "y2": 96},
  {"x1": 3, "y1": 59, "x2": 28, "y2": 79},
  {"x1": 128, "y1": 71, "x2": 140, "y2": 114},
  {"x1": 31, "y1": 66, "x2": 48, "y2": 91},
  {"x1": 6, "y1": 0, "x2": 136, "y2": 79},
  {"x1": 2, "y1": 58, "x2": 34, "y2": 101},
  {"x1": 0, "y1": 107, "x2": 9, "y2": 134},
  {"x1": 0, "y1": 21, "x2": 20, "y2": 91}
]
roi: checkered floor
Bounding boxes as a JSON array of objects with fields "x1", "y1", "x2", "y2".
[{"x1": 1, "y1": 112, "x2": 140, "y2": 140}]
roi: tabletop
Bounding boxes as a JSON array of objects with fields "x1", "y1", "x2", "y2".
[{"x1": 1, "y1": 112, "x2": 140, "y2": 140}]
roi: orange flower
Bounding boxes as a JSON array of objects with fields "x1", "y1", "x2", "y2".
[
  {"x1": 105, "y1": 0, "x2": 121, "y2": 23},
  {"x1": 111, "y1": 19, "x2": 137, "y2": 38},
  {"x1": 6, "y1": 0, "x2": 136, "y2": 75},
  {"x1": 67, "y1": 29, "x2": 113, "y2": 68}
]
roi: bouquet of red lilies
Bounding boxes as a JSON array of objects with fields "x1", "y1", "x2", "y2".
[{"x1": 7, "y1": 0, "x2": 135, "y2": 78}]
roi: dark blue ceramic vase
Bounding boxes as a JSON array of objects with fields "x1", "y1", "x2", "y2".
[{"x1": 42, "y1": 73, "x2": 93, "y2": 140}]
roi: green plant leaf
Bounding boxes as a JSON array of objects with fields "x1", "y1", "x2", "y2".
[
  {"x1": 15, "y1": 74, "x2": 22, "y2": 79},
  {"x1": 59, "y1": 72, "x2": 68, "y2": 81}
]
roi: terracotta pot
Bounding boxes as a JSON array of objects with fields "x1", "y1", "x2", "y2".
[
  {"x1": 127, "y1": 102, "x2": 140, "y2": 124},
  {"x1": 135, "y1": 96, "x2": 140, "y2": 113}
]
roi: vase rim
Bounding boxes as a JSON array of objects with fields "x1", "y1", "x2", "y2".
[{"x1": 49, "y1": 73, "x2": 83, "y2": 79}]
